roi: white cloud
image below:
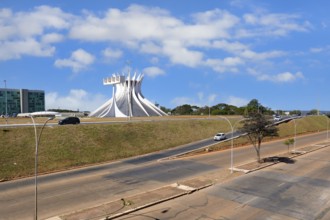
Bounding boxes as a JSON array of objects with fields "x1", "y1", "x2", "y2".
[
  {"x1": 239, "y1": 12, "x2": 310, "y2": 37},
  {"x1": 186, "y1": 9, "x2": 240, "y2": 40},
  {"x1": 0, "y1": 4, "x2": 311, "y2": 78},
  {"x1": 271, "y1": 71, "x2": 304, "y2": 82},
  {"x1": 46, "y1": 89, "x2": 107, "y2": 111},
  {"x1": 211, "y1": 39, "x2": 286, "y2": 62},
  {"x1": 0, "y1": 38, "x2": 56, "y2": 60},
  {"x1": 196, "y1": 92, "x2": 217, "y2": 105},
  {"x1": 240, "y1": 50, "x2": 286, "y2": 60},
  {"x1": 150, "y1": 57, "x2": 159, "y2": 64},
  {"x1": 54, "y1": 49, "x2": 95, "y2": 72},
  {"x1": 248, "y1": 68, "x2": 304, "y2": 83},
  {"x1": 212, "y1": 40, "x2": 248, "y2": 53},
  {"x1": 171, "y1": 92, "x2": 218, "y2": 107},
  {"x1": 68, "y1": 6, "x2": 240, "y2": 68},
  {"x1": 207, "y1": 94, "x2": 217, "y2": 104},
  {"x1": 310, "y1": 45, "x2": 330, "y2": 53},
  {"x1": 205, "y1": 57, "x2": 244, "y2": 73},
  {"x1": 162, "y1": 40, "x2": 204, "y2": 67},
  {"x1": 310, "y1": 47, "x2": 323, "y2": 53},
  {"x1": 171, "y1": 97, "x2": 194, "y2": 106},
  {"x1": 226, "y1": 96, "x2": 249, "y2": 107},
  {"x1": 0, "y1": 6, "x2": 71, "y2": 60},
  {"x1": 42, "y1": 33, "x2": 64, "y2": 44},
  {"x1": 197, "y1": 92, "x2": 204, "y2": 101},
  {"x1": 143, "y1": 66, "x2": 165, "y2": 78},
  {"x1": 0, "y1": 6, "x2": 70, "y2": 39},
  {"x1": 102, "y1": 48, "x2": 123, "y2": 60},
  {"x1": 69, "y1": 4, "x2": 181, "y2": 42},
  {"x1": 140, "y1": 42, "x2": 162, "y2": 54}
]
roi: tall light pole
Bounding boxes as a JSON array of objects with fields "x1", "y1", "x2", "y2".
[
  {"x1": 218, "y1": 116, "x2": 246, "y2": 173},
  {"x1": 4, "y1": 80, "x2": 7, "y2": 116},
  {"x1": 292, "y1": 118, "x2": 297, "y2": 153},
  {"x1": 327, "y1": 117, "x2": 329, "y2": 141},
  {"x1": 30, "y1": 115, "x2": 54, "y2": 220},
  {"x1": 322, "y1": 115, "x2": 329, "y2": 141}
]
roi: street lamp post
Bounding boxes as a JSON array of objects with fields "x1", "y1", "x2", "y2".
[
  {"x1": 327, "y1": 117, "x2": 329, "y2": 141},
  {"x1": 291, "y1": 117, "x2": 305, "y2": 153},
  {"x1": 322, "y1": 115, "x2": 329, "y2": 141},
  {"x1": 218, "y1": 116, "x2": 246, "y2": 174},
  {"x1": 4, "y1": 80, "x2": 7, "y2": 117},
  {"x1": 230, "y1": 118, "x2": 247, "y2": 173},
  {"x1": 292, "y1": 117, "x2": 304, "y2": 153},
  {"x1": 292, "y1": 119, "x2": 297, "y2": 153},
  {"x1": 30, "y1": 116, "x2": 54, "y2": 220}
]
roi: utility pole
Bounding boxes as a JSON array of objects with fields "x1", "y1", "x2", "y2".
[{"x1": 4, "y1": 80, "x2": 7, "y2": 116}]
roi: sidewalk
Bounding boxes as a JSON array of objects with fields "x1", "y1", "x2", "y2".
[
  {"x1": 233, "y1": 140, "x2": 330, "y2": 173},
  {"x1": 47, "y1": 141, "x2": 330, "y2": 220}
]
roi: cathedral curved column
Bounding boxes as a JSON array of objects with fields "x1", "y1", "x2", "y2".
[{"x1": 89, "y1": 72, "x2": 167, "y2": 118}]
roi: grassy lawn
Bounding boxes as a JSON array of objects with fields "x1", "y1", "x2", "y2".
[
  {"x1": 205, "y1": 115, "x2": 329, "y2": 152},
  {"x1": 0, "y1": 115, "x2": 328, "y2": 181}
]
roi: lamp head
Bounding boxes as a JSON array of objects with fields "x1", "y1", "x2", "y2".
[{"x1": 48, "y1": 116, "x2": 55, "y2": 120}]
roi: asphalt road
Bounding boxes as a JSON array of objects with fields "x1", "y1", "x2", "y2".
[
  {"x1": 0, "y1": 131, "x2": 328, "y2": 219},
  {"x1": 121, "y1": 142, "x2": 330, "y2": 220}
]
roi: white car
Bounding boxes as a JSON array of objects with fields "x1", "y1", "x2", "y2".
[
  {"x1": 214, "y1": 133, "x2": 226, "y2": 141},
  {"x1": 273, "y1": 116, "x2": 282, "y2": 121}
]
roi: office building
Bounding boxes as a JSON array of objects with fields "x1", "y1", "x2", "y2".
[{"x1": 0, "y1": 88, "x2": 45, "y2": 116}]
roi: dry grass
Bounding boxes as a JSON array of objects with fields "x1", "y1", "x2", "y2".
[
  {"x1": 0, "y1": 115, "x2": 328, "y2": 181},
  {"x1": 0, "y1": 117, "x2": 237, "y2": 180},
  {"x1": 195, "y1": 115, "x2": 329, "y2": 153}
]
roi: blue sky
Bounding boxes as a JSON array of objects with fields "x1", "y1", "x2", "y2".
[{"x1": 1, "y1": 0, "x2": 329, "y2": 112}]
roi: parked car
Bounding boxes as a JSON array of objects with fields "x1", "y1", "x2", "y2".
[
  {"x1": 214, "y1": 133, "x2": 226, "y2": 141},
  {"x1": 58, "y1": 117, "x2": 80, "y2": 125}
]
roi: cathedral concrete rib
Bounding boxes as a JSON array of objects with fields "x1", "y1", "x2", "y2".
[{"x1": 89, "y1": 72, "x2": 167, "y2": 118}]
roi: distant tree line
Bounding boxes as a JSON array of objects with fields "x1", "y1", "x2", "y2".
[
  {"x1": 48, "y1": 108, "x2": 79, "y2": 113},
  {"x1": 167, "y1": 99, "x2": 275, "y2": 116},
  {"x1": 158, "y1": 99, "x2": 325, "y2": 116}
]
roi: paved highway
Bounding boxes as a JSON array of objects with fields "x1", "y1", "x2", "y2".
[
  {"x1": 123, "y1": 141, "x2": 330, "y2": 220},
  {"x1": 0, "y1": 131, "x2": 328, "y2": 219}
]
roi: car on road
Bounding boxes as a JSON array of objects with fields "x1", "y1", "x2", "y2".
[
  {"x1": 273, "y1": 115, "x2": 282, "y2": 121},
  {"x1": 58, "y1": 117, "x2": 80, "y2": 125},
  {"x1": 214, "y1": 133, "x2": 226, "y2": 141}
]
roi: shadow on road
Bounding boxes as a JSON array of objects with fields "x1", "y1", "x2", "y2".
[{"x1": 262, "y1": 156, "x2": 296, "y2": 164}]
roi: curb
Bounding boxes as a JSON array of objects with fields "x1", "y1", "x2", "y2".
[
  {"x1": 48, "y1": 178, "x2": 213, "y2": 220},
  {"x1": 47, "y1": 141, "x2": 330, "y2": 220},
  {"x1": 102, "y1": 182, "x2": 213, "y2": 220},
  {"x1": 102, "y1": 190, "x2": 188, "y2": 220},
  {"x1": 233, "y1": 141, "x2": 330, "y2": 174}
]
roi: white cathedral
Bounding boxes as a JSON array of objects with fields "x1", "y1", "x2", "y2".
[{"x1": 89, "y1": 72, "x2": 167, "y2": 118}]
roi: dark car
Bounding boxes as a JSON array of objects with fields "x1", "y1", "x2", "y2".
[{"x1": 58, "y1": 117, "x2": 80, "y2": 125}]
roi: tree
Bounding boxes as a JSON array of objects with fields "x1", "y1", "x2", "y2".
[
  {"x1": 160, "y1": 106, "x2": 171, "y2": 114},
  {"x1": 245, "y1": 99, "x2": 274, "y2": 115},
  {"x1": 290, "y1": 110, "x2": 301, "y2": 116},
  {"x1": 284, "y1": 138, "x2": 295, "y2": 153},
  {"x1": 240, "y1": 113, "x2": 279, "y2": 163},
  {"x1": 212, "y1": 103, "x2": 239, "y2": 115},
  {"x1": 171, "y1": 104, "x2": 193, "y2": 115},
  {"x1": 246, "y1": 99, "x2": 260, "y2": 114},
  {"x1": 308, "y1": 109, "x2": 319, "y2": 115},
  {"x1": 196, "y1": 105, "x2": 209, "y2": 115}
]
